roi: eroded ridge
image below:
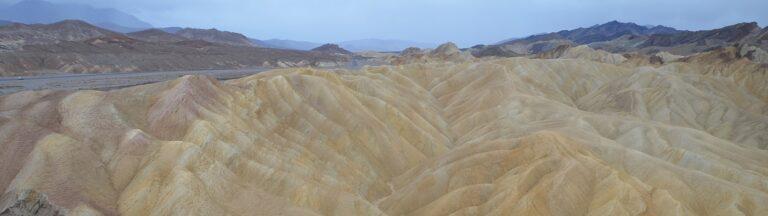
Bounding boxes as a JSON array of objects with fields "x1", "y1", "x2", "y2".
[{"x1": 0, "y1": 57, "x2": 767, "y2": 215}]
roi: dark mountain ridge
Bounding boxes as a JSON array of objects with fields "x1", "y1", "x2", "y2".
[
  {"x1": 639, "y1": 22, "x2": 760, "y2": 47},
  {"x1": 474, "y1": 21, "x2": 765, "y2": 57},
  {"x1": 504, "y1": 21, "x2": 681, "y2": 46}
]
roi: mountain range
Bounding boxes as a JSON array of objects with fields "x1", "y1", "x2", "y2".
[
  {"x1": 253, "y1": 39, "x2": 322, "y2": 50},
  {"x1": 471, "y1": 20, "x2": 768, "y2": 58},
  {"x1": 0, "y1": 20, "x2": 348, "y2": 75},
  {"x1": 337, "y1": 39, "x2": 437, "y2": 52},
  {"x1": 251, "y1": 38, "x2": 437, "y2": 52},
  {"x1": 0, "y1": 0, "x2": 440, "y2": 52},
  {"x1": 0, "y1": 0, "x2": 152, "y2": 33}
]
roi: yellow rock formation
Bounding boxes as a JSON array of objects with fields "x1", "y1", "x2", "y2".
[{"x1": 1, "y1": 56, "x2": 767, "y2": 215}]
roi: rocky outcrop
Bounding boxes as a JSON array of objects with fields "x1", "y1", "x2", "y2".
[
  {"x1": 399, "y1": 47, "x2": 423, "y2": 56},
  {"x1": 536, "y1": 44, "x2": 627, "y2": 64},
  {"x1": 389, "y1": 42, "x2": 474, "y2": 64},
  {"x1": 469, "y1": 44, "x2": 520, "y2": 57},
  {"x1": 0, "y1": 190, "x2": 65, "y2": 216},
  {"x1": 739, "y1": 44, "x2": 768, "y2": 64},
  {"x1": 311, "y1": 43, "x2": 353, "y2": 55}
]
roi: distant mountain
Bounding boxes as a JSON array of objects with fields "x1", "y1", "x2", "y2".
[
  {"x1": 224, "y1": 38, "x2": 437, "y2": 52},
  {"x1": 0, "y1": 20, "x2": 347, "y2": 75},
  {"x1": 639, "y1": 22, "x2": 758, "y2": 47},
  {"x1": 174, "y1": 28, "x2": 255, "y2": 47},
  {"x1": 502, "y1": 21, "x2": 681, "y2": 46},
  {"x1": 474, "y1": 21, "x2": 765, "y2": 57},
  {"x1": 251, "y1": 39, "x2": 434, "y2": 52},
  {"x1": 311, "y1": 44, "x2": 352, "y2": 55},
  {"x1": 0, "y1": 20, "x2": 120, "y2": 50},
  {"x1": 591, "y1": 22, "x2": 764, "y2": 55},
  {"x1": 337, "y1": 39, "x2": 437, "y2": 52},
  {"x1": 0, "y1": 35, "x2": 347, "y2": 75},
  {"x1": 494, "y1": 37, "x2": 521, "y2": 45},
  {"x1": 0, "y1": 0, "x2": 152, "y2": 33},
  {"x1": 258, "y1": 39, "x2": 321, "y2": 50},
  {"x1": 159, "y1": 27, "x2": 183, "y2": 34},
  {"x1": 471, "y1": 21, "x2": 681, "y2": 57},
  {"x1": 0, "y1": 20, "x2": 11, "y2": 27}
]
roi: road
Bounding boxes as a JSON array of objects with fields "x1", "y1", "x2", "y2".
[{"x1": 0, "y1": 68, "x2": 272, "y2": 95}]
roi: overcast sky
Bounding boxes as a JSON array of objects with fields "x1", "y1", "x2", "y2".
[{"x1": 3, "y1": 0, "x2": 767, "y2": 46}]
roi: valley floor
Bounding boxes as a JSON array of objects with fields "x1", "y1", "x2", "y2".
[{"x1": 0, "y1": 68, "x2": 271, "y2": 95}]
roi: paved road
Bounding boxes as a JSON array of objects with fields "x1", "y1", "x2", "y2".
[{"x1": 0, "y1": 68, "x2": 272, "y2": 95}]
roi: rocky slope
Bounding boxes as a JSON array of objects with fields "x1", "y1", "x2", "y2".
[
  {"x1": 473, "y1": 21, "x2": 680, "y2": 57},
  {"x1": 0, "y1": 49, "x2": 766, "y2": 215},
  {"x1": 475, "y1": 21, "x2": 768, "y2": 60},
  {"x1": 0, "y1": 20, "x2": 351, "y2": 76},
  {"x1": 126, "y1": 29, "x2": 187, "y2": 43},
  {"x1": 0, "y1": 35, "x2": 346, "y2": 76},
  {"x1": 521, "y1": 20, "x2": 680, "y2": 45},
  {"x1": 0, "y1": 20, "x2": 120, "y2": 50},
  {"x1": 174, "y1": 28, "x2": 256, "y2": 47}
]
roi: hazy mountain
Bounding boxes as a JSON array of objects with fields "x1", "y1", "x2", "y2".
[
  {"x1": 259, "y1": 39, "x2": 321, "y2": 50},
  {"x1": 0, "y1": 20, "x2": 11, "y2": 27},
  {"x1": 502, "y1": 20, "x2": 681, "y2": 46},
  {"x1": 0, "y1": 19, "x2": 120, "y2": 50},
  {"x1": 244, "y1": 38, "x2": 435, "y2": 52},
  {"x1": 311, "y1": 43, "x2": 352, "y2": 55},
  {"x1": 338, "y1": 39, "x2": 437, "y2": 52},
  {"x1": 0, "y1": 0, "x2": 152, "y2": 33},
  {"x1": 251, "y1": 39, "x2": 433, "y2": 52},
  {"x1": 494, "y1": 37, "x2": 521, "y2": 45}
]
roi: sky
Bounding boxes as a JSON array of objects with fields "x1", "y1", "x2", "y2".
[{"x1": 2, "y1": 0, "x2": 767, "y2": 46}]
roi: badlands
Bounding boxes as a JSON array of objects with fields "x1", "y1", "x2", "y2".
[{"x1": 1, "y1": 44, "x2": 768, "y2": 216}]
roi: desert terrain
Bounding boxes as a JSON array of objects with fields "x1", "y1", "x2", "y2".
[
  {"x1": 1, "y1": 1, "x2": 768, "y2": 214},
  {"x1": 0, "y1": 41, "x2": 767, "y2": 215}
]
